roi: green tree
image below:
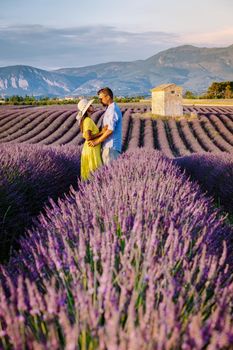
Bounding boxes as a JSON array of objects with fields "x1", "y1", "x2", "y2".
[
  {"x1": 183, "y1": 90, "x2": 196, "y2": 99},
  {"x1": 205, "y1": 81, "x2": 233, "y2": 99},
  {"x1": 224, "y1": 84, "x2": 232, "y2": 99}
]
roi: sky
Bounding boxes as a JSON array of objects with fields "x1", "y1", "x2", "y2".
[{"x1": 0, "y1": 0, "x2": 233, "y2": 70}]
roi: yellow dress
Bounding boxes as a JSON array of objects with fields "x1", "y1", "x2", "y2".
[{"x1": 81, "y1": 117, "x2": 102, "y2": 180}]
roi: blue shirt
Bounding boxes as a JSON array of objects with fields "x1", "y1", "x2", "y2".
[{"x1": 102, "y1": 102, "x2": 122, "y2": 153}]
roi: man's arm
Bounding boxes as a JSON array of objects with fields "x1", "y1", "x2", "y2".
[
  {"x1": 88, "y1": 107, "x2": 116, "y2": 147},
  {"x1": 92, "y1": 125, "x2": 108, "y2": 139},
  {"x1": 83, "y1": 126, "x2": 109, "y2": 141},
  {"x1": 88, "y1": 128, "x2": 112, "y2": 147}
]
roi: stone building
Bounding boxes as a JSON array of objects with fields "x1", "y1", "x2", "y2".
[{"x1": 151, "y1": 83, "x2": 183, "y2": 116}]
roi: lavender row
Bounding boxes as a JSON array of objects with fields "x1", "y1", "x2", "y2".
[
  {"x1": 184, "y1": 105, "x2": 233, "y2": 114},
  {"x1": 167, "y1": 119, "x2": 191, "y2": 156},
  {"x1": 178, "y1": 119, "x2": 204, "y2": 153},
  {"x1": 18, "y1": 110, "x2": 74, "y2": 144},
  {"x1": 0, "y1": 143, "x2": 81, "y2": 262},
  {"x1": 199, "y1": 115, "x2": 233, "y2": 153},
  {"x1": 189, "y1": 119, "x2": 221, "y2": 153},
  {"x1": 218, "y1": 114, "x2": 233, "y2": 133},
  {"x1": 174, "y1": 152, "x2": 233, "y2": 213},
  {"x1": 36, "y1": 111, "x2": 77, "y2": 145},
  {"x1": 0, "y1": 110, "x2": 62, "y2": 142},
  {"x1": 127, "y1": 117, "x2": 141, "y2": 149},
  {"x1": 0, "y1": 106, "x2": 42, "y2": 125},
  {"x1": 0, "y1": 109, "x2": 40, "y2": 133},
  {"x1": 1, "y1": 149, "x2": 233, "y2": 349},
  {"x1": 143, "y1": 119, "x2": 154, "y2": 148},
  {"x1": 156, "y1": 119, "x2": 174, "y2": 157},
  {"x1": 0, "y1": 106, "x2": 232, "y2": 157},
  {"x1": 41, "y1": 112, "x2": 79, "y2": 146},
  {"x1": 122, "y1": 109, "x2": 133, "y2": 151},
  {"x1": 0, "y1": 110, "x2": 71, "y2": 144},
  {"x1": 208, "y1": 114, "x2": 233, "y2": 146}
]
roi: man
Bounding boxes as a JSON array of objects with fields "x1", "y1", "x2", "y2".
[{"x1": 88, "y1": 87, "x2": 122, "y2": 164}]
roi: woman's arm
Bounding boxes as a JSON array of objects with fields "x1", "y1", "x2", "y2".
[
  {"x1": 83, "y1": 125, "x2": 108, "y2": 140},
  {"x1": 88, "y1": 128, "x2": 113, "y2": 147},
  {"x1": 83, "y1": 130, "x2": 95, "y2": 141},
  {"x1": 83, "y1": 125, "x2": 109, "y2": 141}
]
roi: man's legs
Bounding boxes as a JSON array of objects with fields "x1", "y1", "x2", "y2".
[{"x1": 102, "y1": 148, "x2": 121, "y2": 165}]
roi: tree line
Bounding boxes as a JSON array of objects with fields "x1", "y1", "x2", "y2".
[
  {"x1": 1, "y1": 82, "x2": 233, "y2": 105},
  {"x1": 184, "y1": 81, "x2": 233, "y2": 99},
  {"x1": 2, "y1": 95, "x2": 145, "y2": 105}
]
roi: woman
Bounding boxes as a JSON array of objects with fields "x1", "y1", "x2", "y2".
[{"x1": 77, "y1": 98, "x2": 105, "y2": 180}]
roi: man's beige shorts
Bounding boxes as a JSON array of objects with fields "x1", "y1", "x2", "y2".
[{"x1": 102, "y1": 148, "x2": 121, "y2": 165}]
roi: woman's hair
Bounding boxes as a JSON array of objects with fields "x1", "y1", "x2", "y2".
[{"x1": 80, "y1": 110, "x2": 88, "y2": 133}]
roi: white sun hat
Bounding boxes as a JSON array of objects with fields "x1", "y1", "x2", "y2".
[{"x1": 76, "y1": 98, "x2": 94, "y2": 123}]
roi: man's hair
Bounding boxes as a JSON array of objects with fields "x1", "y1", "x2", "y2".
[{"x1": 97, "y1": 87, "x2": 113, "y2": 99}]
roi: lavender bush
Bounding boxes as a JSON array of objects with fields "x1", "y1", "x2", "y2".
[
  {"x1": 0, "y1": 143, "x2": 81, "y2": 262},
  {"x1": 174, "y1": 152, "x2": 233, "y2": 214},
  {"x1": 0, "y1": 149, "x2": 233, "y2": 349}
]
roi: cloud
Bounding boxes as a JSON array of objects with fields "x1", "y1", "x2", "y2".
[
  {"x1": 0, "y1": 24, "x2": 232, "y2": 70},
  {"x1": 0, "y1": 24, "x2": 179, "y2": 69}
]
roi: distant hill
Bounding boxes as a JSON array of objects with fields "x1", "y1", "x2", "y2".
[{"x1": 1, "y1": 44, "x2": 233, "y2": 97}]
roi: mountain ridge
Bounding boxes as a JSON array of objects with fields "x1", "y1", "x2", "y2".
[{"x1": 1, "y1": 44, "x2": 233, "y2": 97}]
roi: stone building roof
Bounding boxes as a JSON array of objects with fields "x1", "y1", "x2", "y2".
[{"x1": 151, "y1": 83, "x2": 182, "y2": 92}]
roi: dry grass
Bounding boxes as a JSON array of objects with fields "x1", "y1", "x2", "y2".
[
  {"x1": 183, "y1": 98, "x2": 233, "y2": 106},
  {"x1": 137, "y1": 99, "x2": 233, "y2": 106},
  {"x1": 132, "y1": 112, "x2": 198, "y2": 121}
]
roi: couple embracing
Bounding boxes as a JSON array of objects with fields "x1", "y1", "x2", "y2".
[{"x1": 77, "y1": 87, "x2": 122, "y2": 180}]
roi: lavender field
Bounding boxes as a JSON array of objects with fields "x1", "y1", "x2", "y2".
[
  {"x1": 0, "y1": 105, "x2": 233, "y2": 349},
  {"x1": 0, "y1": 105, "x2": 233, "y2": 156}
]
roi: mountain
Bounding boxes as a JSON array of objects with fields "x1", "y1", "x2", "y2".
[
  {"x1": 144, "y1": 44, "x2": 233, "y2": 92},
  {"x1": 0, "y1": 65, "x2": 90, "y2": 97},
  {"x1": 1, "y1": 45, "x2": 233, "y2": 97}
]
